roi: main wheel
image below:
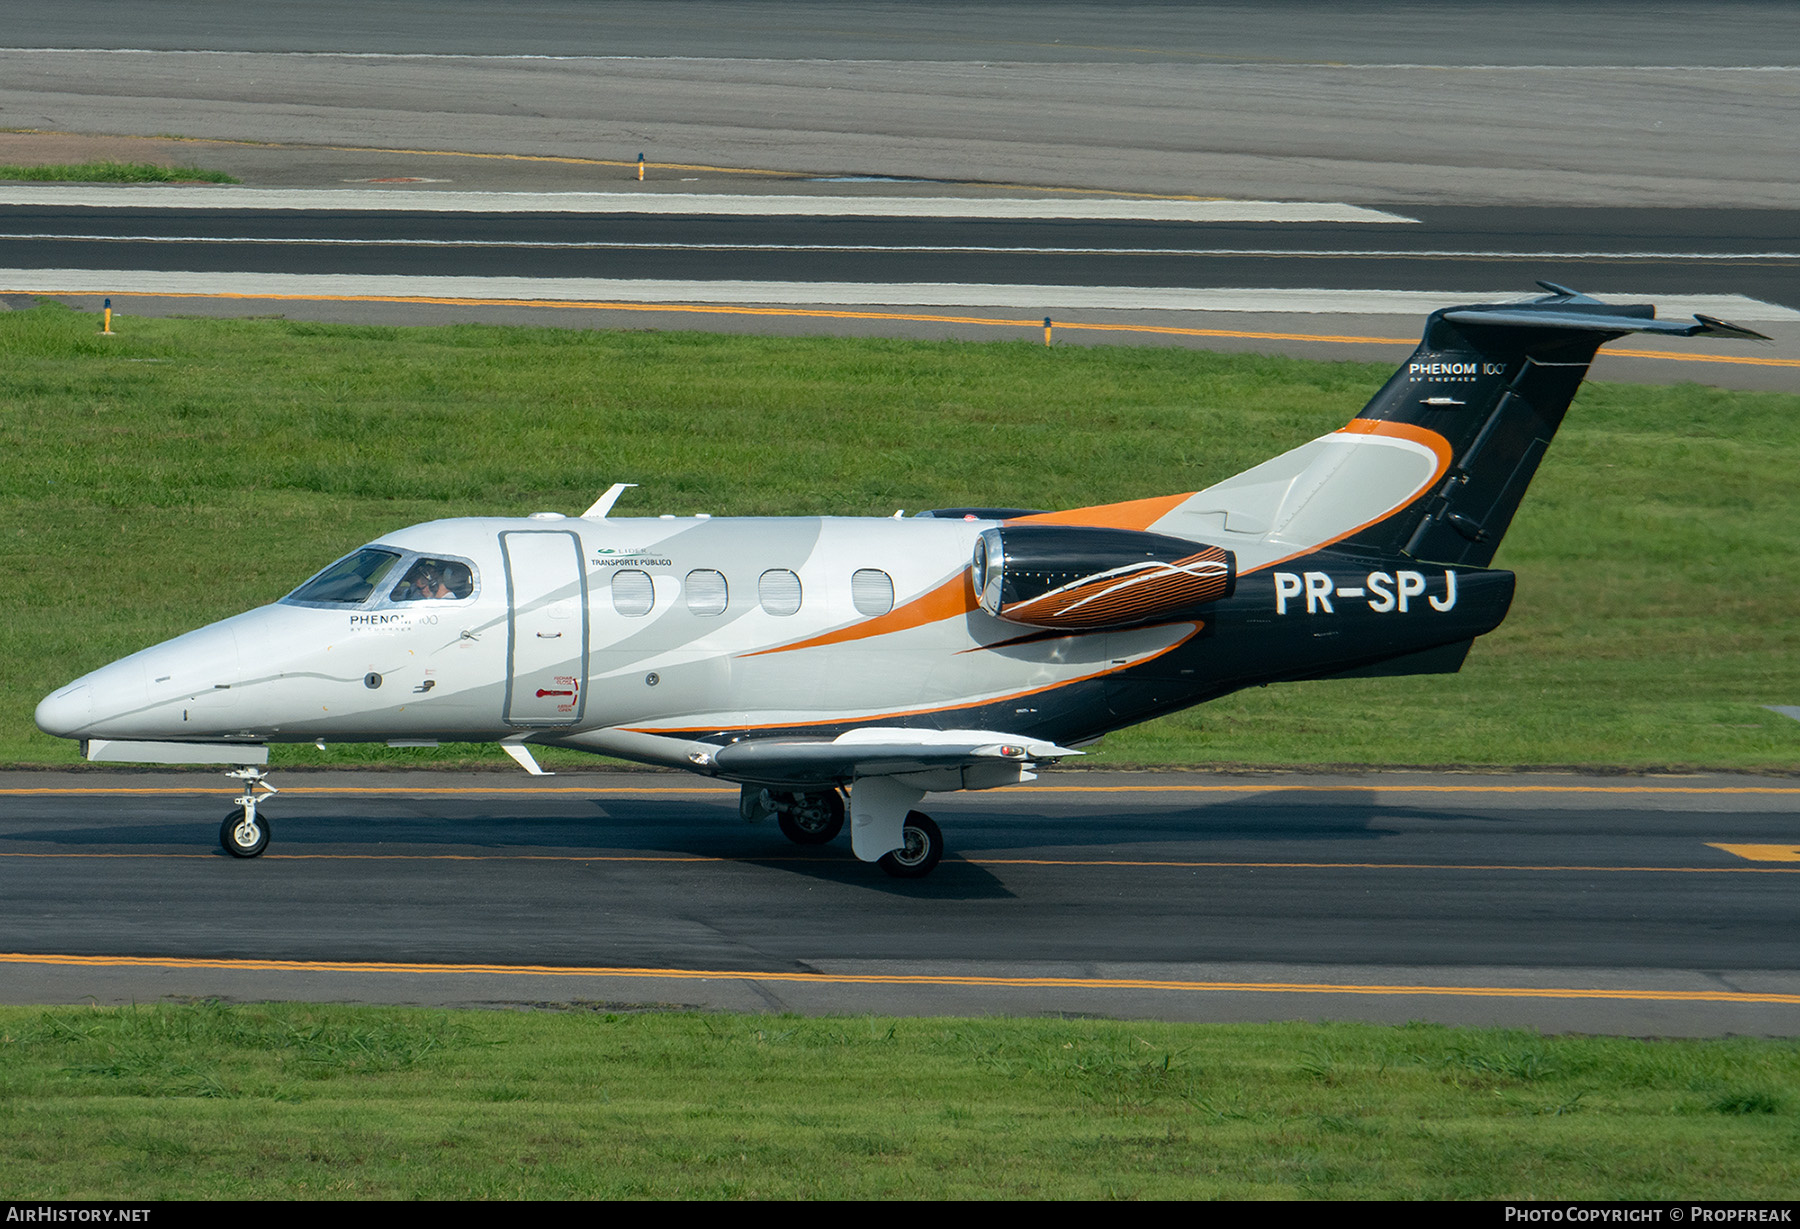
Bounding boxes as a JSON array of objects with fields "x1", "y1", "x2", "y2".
[
  {"x1": 878, "y1": 811, "x2": 943, "y2": 879},
  {"x1": 221, "y1": 810, "x2": 270, "y2": 858},
  {"x1": 777, "y1": 790, "x2": 845, "y2": 845}
]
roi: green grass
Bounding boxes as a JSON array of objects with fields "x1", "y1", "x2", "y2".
[
  {"x1": 4, "y1": 1003, "x2": 1798, "y2": 1198},
  {"x1": 2, "y1": 301, "x2": 1796, "y2": 770},
  {"x1": 0, "y1": 160, "x2": 239, "y2": 184}
]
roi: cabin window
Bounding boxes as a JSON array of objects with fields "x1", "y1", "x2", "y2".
[
  {"x1": 758, "y1": 569, "x2": 802, "y2": 616},
  {"x1": 389, "y1": 557, "x2": 475, "y2": 602},
  {"x1": 285, "y1": 548, "x2": 402, "y2": 605},
  {"x1": 612, "y1": 569, "x2": 654, "y2": 617},
  {"x1": 686, "y1": 569, "x2": 728, "y2": 616},
  {"x1": 851, "y1": 568, "x2": 894, "y2": 616}
]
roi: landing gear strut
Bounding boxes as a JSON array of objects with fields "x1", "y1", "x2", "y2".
[{"x1": 219, "y1": 765, "x2": 278, "y2": 858}]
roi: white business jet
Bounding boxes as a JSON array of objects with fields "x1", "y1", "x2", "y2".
[{"x1": 35, "y1": 288, "x2": 1765, "y2": 876}]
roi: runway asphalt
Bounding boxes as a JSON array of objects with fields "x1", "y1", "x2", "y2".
[
  {"x1": 5, "y1": 193, "x2": 1792, "y2": 390},
  {"x1": 3, "y1": 1, "x2": 1795, "y2": 207},
  {"x1": 3, "y1": 769, "x2": 1798, "y2": 1034},
  {"x1": 2, "y1": 204, "x2": 1793, "y2": 307},
  {"x1": 3, "y1": 2, "x2": 1793, "y2": 384}
]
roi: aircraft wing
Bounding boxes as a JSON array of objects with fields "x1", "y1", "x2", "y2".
[{"x1": 710, "y1": 726, "x2": 1081, "y2": 785}]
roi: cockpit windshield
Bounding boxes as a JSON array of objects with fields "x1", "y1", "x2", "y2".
[
  {"x1": 285, "y1": 548, "x2": 402, "y2": 605},
  {"x1": 390, "y1": 558, "x2": 475, "y2": 602}
]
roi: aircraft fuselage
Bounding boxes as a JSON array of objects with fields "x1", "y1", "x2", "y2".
[{"x1": 37, "y1": 511, "x2": 1511, "y2": 775}]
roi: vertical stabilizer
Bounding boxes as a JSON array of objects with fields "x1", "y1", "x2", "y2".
[{"x1": 1148, "y1": 287, "x2": 1767, "y2": 570}]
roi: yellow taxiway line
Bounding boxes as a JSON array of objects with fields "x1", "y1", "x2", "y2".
[
  {"x1": 25, "y1": 287, "x2": 1799, "y2": 369},
  {"x1": 4, "y1": 951, "x2": 1796, "y2": 1006},
  {"x1": 1708, "y1": 843, "x2": 1800, "y2": 862}
]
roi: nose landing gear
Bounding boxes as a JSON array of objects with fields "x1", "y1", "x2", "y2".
[{"x1": 220, "y1": 765, "x2": 278, "y2": 858}]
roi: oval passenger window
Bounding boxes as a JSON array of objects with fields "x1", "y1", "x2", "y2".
[
  {"x1": 611, "y1": 569, "x2": 654, "y2": 617},
  {"x1": 686, "y1": 569, "x2": 728, "y2": 616},
  {"x1": 759, "y1": 569, "x2": 802, "y2": 616},
  {"x1": 851, "y1": 568, "x2": 894, "y2": 616}
]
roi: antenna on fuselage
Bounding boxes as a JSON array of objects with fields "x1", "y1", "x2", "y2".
[{"x1": 582, "y1": 482, "x2": 638, "y2": 519}]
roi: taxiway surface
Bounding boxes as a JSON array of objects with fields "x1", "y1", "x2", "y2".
[{"x1": 4, "y1": 770, "x2": 1798, "y2": 1034}]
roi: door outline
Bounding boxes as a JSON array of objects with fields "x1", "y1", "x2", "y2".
[{"x1": 501, "y1": 530, "x2": 590, "y2": 726}]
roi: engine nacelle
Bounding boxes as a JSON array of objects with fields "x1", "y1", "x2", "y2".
[{"x1": 970, "y1": 524, "x2": 1236, "y2": 630}]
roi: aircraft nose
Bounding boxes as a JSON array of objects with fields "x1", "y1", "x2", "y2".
[{"x1": 35, "y1": 681, "x2": 93, "y2": 739}]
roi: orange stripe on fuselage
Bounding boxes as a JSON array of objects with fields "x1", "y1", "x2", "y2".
[
  {"x1": 748, "y1": 493, "x2": 1198, "y2": 660},
  {"x1": 630, "y1": 624, "x2": 1201, "y2": 736},
  {"x1": 1338, "y1": 417, "x2": 1456, "y2": 475},
  {"x1": 748, "y1": 421, "x2": 1449, "y2": 650},
  {"x1": 744, "y1": 568, "x2": 980, "y2": 657},
  {"x1": 1007, "y1": 490, "x2": 1196, "y2": 531},
  {"x1": 1238, "y1": 418, "x2": 1455, "y2": 575}
]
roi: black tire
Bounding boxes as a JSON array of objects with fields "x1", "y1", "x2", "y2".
[
  {"x1": 777, "y1": 790, "x2": 845, "y2": 845},
  {"x1": 221, "y1": 810, "x2": 270, "y2": 858},
  {"x1": 878, "y1": 811, "x2": 943, "y2": 878}
]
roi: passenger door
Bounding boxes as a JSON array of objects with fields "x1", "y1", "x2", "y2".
[{"x1": 501, "y1": 530, "x2": 589, "y2": 726}]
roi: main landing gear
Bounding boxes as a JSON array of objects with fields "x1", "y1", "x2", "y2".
[
  {"x1": 740, "y1": 785, "x2": 946, "y2": 878},
  {"x1": 743, "y1": 787, "x2": 846, "y2": 845},
  {"x1": 219, "y1": 765, "x2": 278, "y2": 858},
  {"x1": 877, "y1": 811, "x2": 943, "y2": 879}
]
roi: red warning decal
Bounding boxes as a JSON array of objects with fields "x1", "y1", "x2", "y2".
[{"x1": 536, "y1": 676, "x2": 580, "y2": 712}]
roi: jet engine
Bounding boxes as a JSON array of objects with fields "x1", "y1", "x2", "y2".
[{"x1": 970, "y1": 525, "x2": 1235, "y2": 630}]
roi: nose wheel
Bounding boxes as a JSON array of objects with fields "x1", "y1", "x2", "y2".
[
  {"x1": 221, "y1": 810, "x2": 271, "y2": 858},
  {"x1": 219, "y1": 766, "x2": 278, "y2": 858}
]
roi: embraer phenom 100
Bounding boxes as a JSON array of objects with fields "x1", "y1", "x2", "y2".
[{"x1": 36, "y1": 287, "x2": 1767, "y2": 876}]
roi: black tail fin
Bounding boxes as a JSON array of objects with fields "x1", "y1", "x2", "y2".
[{"x1": 1342, "y1": 285, "x2": 1767, "y2": 567}]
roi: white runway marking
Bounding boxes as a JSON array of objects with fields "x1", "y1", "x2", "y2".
[
  {"x1": 5, "y1": 269, "x2": 1795, "y2": 321},
  {"x1": 0, "y1": 187, "x2": 1415, "y2": 224}
]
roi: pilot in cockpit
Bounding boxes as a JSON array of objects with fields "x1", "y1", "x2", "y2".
[{"x1": 392, "y1": 558, "x2": 473, "y2": 602}]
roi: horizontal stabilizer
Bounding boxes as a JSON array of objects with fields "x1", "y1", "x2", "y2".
[
  {"x1": 1692, "y1": 314, "x2": 1773, "y2": 342},
  {"x1": 1442, "y1": 307, "x2": 1771, "y2": 341}
]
